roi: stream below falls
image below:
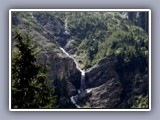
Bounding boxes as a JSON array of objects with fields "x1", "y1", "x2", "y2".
[{"x1": 60, "y1": 47, "x2": 86, "y2": 108}]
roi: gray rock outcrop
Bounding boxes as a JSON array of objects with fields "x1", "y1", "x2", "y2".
[{"x1": 85, "y1": 57, "x2": 123, "y2": 108}]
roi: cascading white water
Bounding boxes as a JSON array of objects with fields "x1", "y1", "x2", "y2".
[
  {"x1": 81, "y1": 70, "x2": 86, "y2": 90},
  {"x1": 64, "y1": 21, "x2": 70, "y2": 34},
  {"x1": 59, "y1": 47, "x2": 86, "y2": 108},
  {"x1": 60, "y1": 47, "x2": 70, "y2": 57},
  {"x1": 70, "y1": 96, "x2": 80, "y2": 108}
]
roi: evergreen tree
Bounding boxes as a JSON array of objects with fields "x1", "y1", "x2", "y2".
[{"x1": 12, "y1": 32, "x2": 57, "y2": 108}]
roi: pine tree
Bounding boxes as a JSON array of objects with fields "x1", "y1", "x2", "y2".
[{"x1": 12, "y1": 32, "x2": 57, "y2": 108}]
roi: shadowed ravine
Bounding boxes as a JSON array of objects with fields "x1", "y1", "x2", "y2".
[
  {"x1": 60, "y1": 47, "x2": 86, "y2": 108},
  {"x1": 11, "y1": 11, "x2": 149, "y2": 109}
]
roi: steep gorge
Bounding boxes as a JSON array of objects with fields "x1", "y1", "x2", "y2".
[{"x1": 11, "y1": 11, "x2": 149, "y2": 108}]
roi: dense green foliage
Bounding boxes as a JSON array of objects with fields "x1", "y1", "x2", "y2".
[
  {"x1": 12, "y1": 32, "x2": 57, "y2": 108},
  {"x1": 62, "y1": 12, "x2": 149, "y2": 107},
  {"x1": 59, "y1": 12, "x2": 149, "y2": 71},
  {"x1": 11, "y1": 11, "x2": 149, "y2": 109}
]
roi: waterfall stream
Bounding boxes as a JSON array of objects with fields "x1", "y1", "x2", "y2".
[
  {"x1": 64, "y1": 21, "x2": 69, "y2": 34},
  {"x1": 59, "y1": 47, "x2": 86, "y2": 108}
]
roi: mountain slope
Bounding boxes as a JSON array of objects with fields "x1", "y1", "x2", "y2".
[{"x1": 11, "y1": 11, "x2": 149, "y2": 109}]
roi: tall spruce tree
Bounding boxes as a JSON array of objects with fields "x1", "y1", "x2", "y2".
[{"x1": 12, "y1": 32, "x2": 57, "y2": 108}]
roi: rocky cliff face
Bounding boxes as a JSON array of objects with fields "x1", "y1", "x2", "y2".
[
  {"x1": 84, "y1": 57, "x2": 123, "y2": 108},
  {"x1": 12, "y1": 11, "x2": 149, "y2": 109},
  {"x1": 84, "y1": 56, "x2": 148, "y2": 108},
  {"x1": 12, "y1": 12, "x2": 82, "y2": 108},
  {"x1": 86, "y1": 57, "x2": 118, "y2": 88},
  {"x1": 38, "y1": 50, "x2": 81, "y2": 108}
]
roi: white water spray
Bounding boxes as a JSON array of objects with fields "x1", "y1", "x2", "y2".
[{"x1": 59, "y1": 47, "x2": 86, "y2": 108}]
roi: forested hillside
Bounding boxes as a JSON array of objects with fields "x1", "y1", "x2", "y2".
[{"x1": 11, "y1": 11, "x2": 149, "y2": 109}]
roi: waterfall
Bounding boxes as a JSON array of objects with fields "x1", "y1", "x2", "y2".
[
  {"x1": 59, "y1": 47, "x2": 86, "y2": 108},
  {"x1": 64, "y1": 20, "x2": 69, "y2": 34},
  {"x1": 81, "y1": 70, "x2": 86, "y2": 90}
]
